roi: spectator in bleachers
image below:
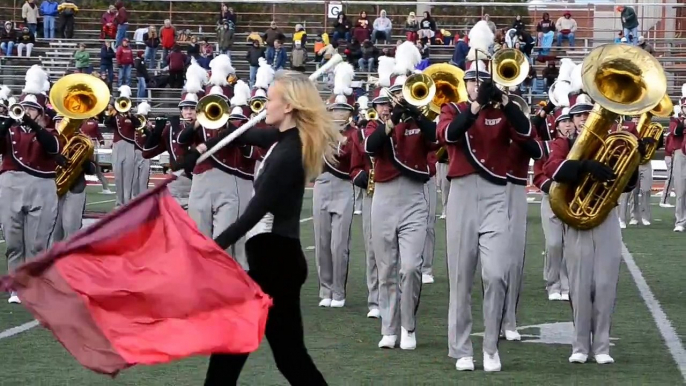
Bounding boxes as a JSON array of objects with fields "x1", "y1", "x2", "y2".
[
  {"x1": 483, "y1": 14, "x2": 497, "y2": 34},
  {"x1": 637, "y1": 36, "x2": 655, "y2": 55},
  {"x1": 358, "y1": 39, "x2": 377, "y2": 72},
  {"x1": 512, "y1": 15, "x2": 525, "y2": 32},
  {"x1": 542, "y1": 60, "x2": 558, "y2": 88},
  {"x1": 518, "y1": 29, "x2": 535, "y2": 57},
  {"x1": 1, "y1": 21, "x2": 16, "y2": 57},
  {"x1": 100, "y1": 40, "x2": 115, "y2": 86},
  {"x1": 135, "y1": 53, "x2": 147, "y2": 98},
  {"x1": 333, "y1": 13, "x2": 351, "y2": 43},
  {"x1": 247, "y1": 30, "x2": 263, "y2": 46},
  {"x1": 101, "y1": 5, "x2": 117, "y2": 40},
  {"x1": 22, "y1": 0, "x2": 39, "y2": 37},
  {"x1": 372, "y1": 10, "x2": 391, "y2": 44},
  {"x1": 555, "y1": 12, "x2": 577, "y2": 47},
  {"x1": 186, "y1": 35, "x2": 200, "y2": 60},
  {"x1": 293, "y1": 23, "x2": 307, "y2": 47},
  {"x1": 142, "y1": 26, "x2": 160, "y2": 69},
  {"x1": 290, "y1": 40, "x2": 307, "y2": 72},
  {"x1": 218, "y1": 4, "x2": 236, "y2": 30},
  {"x1": 618, "y1": 6, "x2": 639, "y2": 45},
  {"x1": 116, "y1": 37, "x2": 134, "y2": 87},
  {"x1": 167, "y1": 45, "x2": 186, "y2": 88},
  {"x1": 493, "y1": 30, "x2": 505, "y2": 53},
  {"x1": 536, "y1": 13, "x2": 554, "y2": 46},
  {"x1": 614, "y1": 31, "x2": 624, "y2": 43},
  {"x1": 114, "y1": 0, "x2": 129, "y2": 48},
  {"x1": 352, "y1": 18, "x2": 371, "y2": 43},
  {"x1": 160, "y1": 19, "x2": 176, "y2": 66},
  {"x1": 405, "y1": 12, "x2": 418, "y2": 43},
  {"x1": 16, "y1": 26, "x2": 34, "y2": 57},
  {"x1": 267, "y1": 39, "x2": 286, "y2": 71},
  {"x1": 418, "y1": 11, "x2": 436, "y2": 44},
  {"x1": 74, "y1": 43, "x2": 92, "y2": 73},
  {"x1": 450, "y1": 34, "x2": 468, "y2": 70},
  {"x1": 357, "y1": 11, "x2": 370, "y2": 29},
  {"x1": 246, "y1": 39, "x2": 264, "y2": 87},
  {"x1": 217, "y1": 20, "x2": 234, "y2": 56},
  {"x1": 40, "y1": 0, "x2": 58, "y2": 39},
  {"x1": 317, "y1": 37, "x2": 335, "y2": 66},
  {"x1": 57, "y1": 0, "x2": 77, "y2": 39},
  {"x1": 196, "y1": 41, "x2": 212, "y2": 69},
  {"x1": 263, "y1": 21, "x2": 285, "y2": 49}
]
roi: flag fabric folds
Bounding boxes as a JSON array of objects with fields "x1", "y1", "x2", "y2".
[{"x1": 1, "y1": 176, "x2": 272, "y2": 376}]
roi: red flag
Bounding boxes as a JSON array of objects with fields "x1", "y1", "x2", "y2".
[{"x1": 1, "y1": 177, "x2": 272, "y2": 376}]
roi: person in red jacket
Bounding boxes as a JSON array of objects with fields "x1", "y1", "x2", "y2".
[
  {"x1": 114, "y1": 0, "x2": 129, "y2": 48},
  {"x1": 115, "y1": 38, "x2": 134, "y2": 87}
]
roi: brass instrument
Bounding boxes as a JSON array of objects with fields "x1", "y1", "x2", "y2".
[
  {"x1": 8, "y1": 103, "x2": 24, "y2": 120},
  {"x1": 197, "y1": 94, "x2": 230, "y2": 130},
  {"x1": 227, "y1": 74, "x2": 237, "y2": 85},
  {"x1": 508, "y1": 94, "x2": 530, "y2": 118},
  {"x1": 250, "y1": 98, "x2": 265, "y2": 114},
  {"x1": 50, "y1": 74, "x2": 110, "y2": 196},
  {"x1": 635, "y1": 94, "x2": 672, "y2": 164},
  {"x1": 366, "y1": 157, "x2": 375, "y2": 196},
  {"x1": 365, "y1": 110, "x2": 377, "y2": 120},
  {"x1": 491, "y1": 48, "x2": 530, "y2": 88},
  {"x1": 548, "y1": 43, "x2": 667, "y2": 230},
  {"x1": 114, "y1": 96, "x2": 131, "y2": 113},
  {"x1": 135, "y1": 114, "x2": 147, "y2": 136}
]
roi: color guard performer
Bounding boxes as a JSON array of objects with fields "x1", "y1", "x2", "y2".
[
  {"x1": 315, "y1": 62, "x2": 356, "y2": 308},
  {"x1": 80, "y1": 114, "x2": 113, "y2": 194},
  {"x1": 0, "y1": 66, "x2": 60, "y2": 304},
  {"x1": 350, "y1": 93, "x2": 380, "y2": 318},
  {"x1": 542, "y1": 93, "x2": 642, "y2": 364},
  {"x1": 364, "y1": 41, "x2": 433, "y2": 350},
  {"x1": 671, "y1": 87, "x2": 685, "y2": 232},
  {"x1": 435, "y1": 20, "x2": 533, "y2": 372},
  {"x1": 105, "y1": 85, "x2": 140, "y2": 207},
  {"x1": 132, "y1": 100, "x2": 151, "y2": 197}
]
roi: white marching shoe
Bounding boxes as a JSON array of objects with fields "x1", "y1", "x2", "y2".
[
  {"x1": 619, "y1": 220, "x2": 626, "y2": 229},
  {"x1": 504, "y1": 330, "x2": 521, "y2": 341},
  {"x1": 318, "y1": 299, "x2": 332, "y2": 307},
  {"x1": 674, "y1": 225, "x2": 685, "y2": 232},
  {"x1": 330, "y1": 299, "x2": 345, "y2": 308},
  {"x1": 560, "y1": 293, "x2": 570, "y2": 301},
  {"x1": 378, "y1": 335, "x2": 397, "y2": 349},
  {"x1": 641, "y1": 218, "x2": 651, "y2": 226},
  {"x1": 366, "y1": 308, "x2": 380, "y2": 318},
  {"x1": 7, "y1": 292, "x2": 20, "y2": 304},
  {"x1": 569, "y1": 353, "x2": 588, "y2": 363},
  {"x1": 660, "y1": 203, "x2": 674, "y2": 208},
  {"x1": 483, "y1": 351, "x2": 502, "y2": 372},
  {"x1": 548, "y1": 292, "x2": 562, "y2": 301},
  {"x1": 455, "y1": 357, "x2": 475, "y2": 371},
  {"x1": 422, "y1": 274, "x2": 434, "y2": 284},
  {"x1": 400, "y1": 327, "x2": 416, "y2": 350},
  {"x1": 594, "y1": 354, "x2": 614, "y2": 364}
]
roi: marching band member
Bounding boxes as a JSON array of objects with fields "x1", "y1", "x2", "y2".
[
  {"x1": 193, "y1": 70, "x2": 333, "y2": 385},
  {"x1": 671, "y1": 86, "x2": 686, "y2": 232},
  {"x1": 660, "y1": 107, "x2": 678, "y2": 208},
  {"x1": 617, "y1": 116, "x2": 653, "y2": 227},
  {"x1": 534, "y1": 108, "x2": 572, "y2": 301},
  {"x1": 436, "y1": 149, "x2": 449, "y2": 219},
  {"x1": 132, "y1": 100, "x2": 152, "y2": 196},
  {"x1": 80, "y1": 114, "x2": 113, "y2": 194},
  {"x1": 350, "y1": 93, "x2": 380, "y2": 318},
  {"x1": 0, "y1": 66, "x2": 60, "y2": 304},
  {"x1": 105, "y1": 85, "x2": 140, "y2": 207},
  {"x1": 365, "y1": 42, "x2": 433, "y2": 350},
  {"x1": 542, "y1": 93, "x2": 641, "y2": 364},
  {"x1": 421, "y1": 151, "x2": 437, "y2": 284},
  {"x1": 435, "y1": 20, "x2": 533, "y2": 372},
  {"x1": 51, "y1": 115, "x2": 98, "y2": 243},
  {"x1": 315, "y1": 63, "x2": 356, "y2": 308}
]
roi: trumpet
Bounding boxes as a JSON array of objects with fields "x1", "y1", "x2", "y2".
[
  {"x1": 197, "y1": 94, "x2": 230, "y2": 130},
  {"x1": 114, "y1": 96, "x2": 131, "y2": 113},
  {"x1": 8, "y1": 103, "x2": 24, "y2": 120},
  {"x1": 365, "y1": 110, "x2": 377, "y2": 120}
]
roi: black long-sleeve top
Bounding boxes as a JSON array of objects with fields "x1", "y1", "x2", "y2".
[{"x1": 214, "y1": 126, "x2": 305, "y2": 249}]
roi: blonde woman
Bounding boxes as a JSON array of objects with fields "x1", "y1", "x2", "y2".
[{"x1": 189, "y1": 71, "x2": 336, "y2": 385}]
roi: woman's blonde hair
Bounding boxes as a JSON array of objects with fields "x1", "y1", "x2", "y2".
[{"x1": 272, "y1": 70, "x2": 341, "y2": 180}]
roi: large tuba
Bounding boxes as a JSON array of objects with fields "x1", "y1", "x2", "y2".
[
  {"x1": 635, "y1": 93, "x2": 672, "y2": 164},
  {"x1": 51, "y1": 74, "x2": 110, "y2": 196},
  {"x1": 197, "y1": 94, "x2": 230, "y2": 129},
  {"x1": 548, "y1": 44, "x2": 667, "y2": 230}
]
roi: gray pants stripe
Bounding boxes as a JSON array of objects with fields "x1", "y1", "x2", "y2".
[
  {"x1": 619, "y1": 163, "x2": 653, "y2": 222},
  {"x1": 112, "y1": 141, "x2": 136, "y2": 207},
  {"x1": 541, "y1": 194, "x2": 569, "y2": 294},
  {"x1": 422, "y1": 176, "x2": 437, "y2": 276},
  {"x1": 51, "y1": 190, "x2": 87, "y2": 244},
  {"x1": 437, "y1": 163, "x2": 450, "y2": 215},
  {"x1": 361, "y1": 193, "x2": 379, "y2": 310},
  {"x1": 502, "y1": 183, "x2": 528, "y2": 332},
  {"x1": 132, "y1": 149, "x2": 151, "y2": 198}
]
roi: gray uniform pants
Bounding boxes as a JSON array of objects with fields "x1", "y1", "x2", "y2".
[
  {"x1": 188, "y1": 168, "x2": 249, "y2": 270},
  {"x1": 51, "y1": 190, "x2": 86, "y2": 244},
  {"x1": 436, "y1": 163, "x2": 450, "y2": 215},
  {"x1": 313, "y1": 172, "x2": 354, "y2": 301},
  {"x1": 541, "y1": 194, "x2": 569, "y2": 295},
  {"x1": 661, "y1": 155, "x2": 674, "y2": 205},
  {"x1": 93, "y1": 140, "x2": 110, "y2": 190},
  {"x1": 421, "y1": 176, "x2": 436, "y2": 275},
  {"x1": 354, "y1": 186, "x2": 362, "y2": 212},
  {"x1": 564, "y1": 208, "x2": 622, "y2": 356},
  {"x1": 362, "y1": 193, "x2": 378, "y2": 311},
  {"x1": 619, "y1": 163, "x2": 653, "y2": 222},
  {"x1": 674, "y1": 149, "x2": 686, "y2": 228},
  {"x1": 447, "y1": 174, "x2": 510, "y2": 358},
  {"x1": 112, "y1": 140, "x2": 136, "y2": 207},
  {"x1": 502, "y1": 183, "x2": 527, "y2": 332},
  {"x1": 372, "y1": 176, "x2": 427, "y2": 335},
  {"x1": 0, "y1": 172, "x2": 58, "y2": 273},
  {"x1": 132, "y1": 149, "x2": 151, "y2": 197},
  {"x1": 167, "y1": 170, "x2": 192, "y2": 210}
]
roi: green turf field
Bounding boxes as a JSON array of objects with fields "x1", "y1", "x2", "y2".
[{"x1": 0, "y1": 188, "x2": 684, "y2": 385}]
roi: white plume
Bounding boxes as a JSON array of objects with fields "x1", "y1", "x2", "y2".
[
  {"x1": 255, "y1": 59, "x2": 275, "y2": 90},
  {"x1": 333, "y1": 62, "x2": 354, "y2": 96},
  {"x1": 357, "y1": 95, "x2": 370, "y2": 110},
  {"x1": 230, "y1": 80, "x2": 251, "y2": 106},
  {"x1": 209, "y1": 54, "x2": 235, "y2": 86},
  {"x1": 118, "y1": 85, "x2": 132, "y2": 98},
  {"x1": 8, "y1": 96, "x2": 16, "y2": 105},
  {"x1": 557, "y1": 58, "x2": 575, "y2": 83},
  {"x1": 0, "y1": 85, "x2": 11, "y2": 100},
  {"x1": 42, "y1": 80, "x2": 50, "y2": 92},
  {"x1": 393, "y1": 41, "x2": 422, "y2": 75},
  {"x1": 681, "y1": 83, "x2": 686, "y2": 98},
  {"x1": 377, "y1": 56, "x2": 396, "y2": 88},
  {"x1": 23, "y1": 65, "x2": 49, "y2": 94},
  {"x1": 552, "y1": 60, "x2": 575, "y2": 108},
  {"x1": 674, "y1": 105, "x2": 681, "y2": 117},
  {"x1": 569, "y1": 63, "x2": 584, "y2": 94},
  {"x1": 466, "y1": 21, "x2": 495, "y2": 62},
  {"x1": 136, "y1": 101, "x2": 151, "y2": 116},
  {"x1": 185, "y1": 58, "x2": 208, "y2": 95}
]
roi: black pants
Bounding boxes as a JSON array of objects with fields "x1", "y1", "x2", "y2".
[{"x1": 204, "y1": 234, "x2": 327, "y2": 386}]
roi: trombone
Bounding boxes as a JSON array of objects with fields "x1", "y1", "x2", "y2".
[
  {"x1": 250, "y1": 98, "x2": 265, "y2": 114},
  {"x1": 196, "y1": 94, "x2": 230, "y2": 130},
  {"x1": 114, "y1": 96, "x2": 131, "y2": 113},
  {"x1": 135, "y1": 114, "x2": 147, "y2": 135}
]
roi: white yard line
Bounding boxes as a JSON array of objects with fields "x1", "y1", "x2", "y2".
[
  {"x1": 86, "y1": 199, "x2": 116, "y2": 206},
  {"x1": 300, "y1": 217, "x2": 313, "y2": 223},
  {"x1": 622, "y1": 244, "x2": 686, "y2": 382},
  {"x1": 0, "y1": 320, "x2": 39, "y2": 341}
]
